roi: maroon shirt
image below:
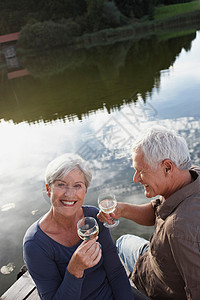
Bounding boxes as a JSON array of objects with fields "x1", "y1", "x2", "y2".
[{"x1": 132, "y1": 166, "x2": 200, "y2": 300}]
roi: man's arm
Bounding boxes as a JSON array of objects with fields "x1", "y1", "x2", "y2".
[{"x1": 97, "y1": 202, "x2": 155, "y2": 226}]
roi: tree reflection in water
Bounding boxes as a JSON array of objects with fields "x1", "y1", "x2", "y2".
[
  {"x1": 0, "y1": 31, "x2": 196, "y2": 123},
  {"x1": 0, "y1": 29, "x2": 200, "y2": 297}
]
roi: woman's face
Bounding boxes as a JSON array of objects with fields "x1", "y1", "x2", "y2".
[{"x1": 47, "y1": 168, "x2": 87, "y2": 217}]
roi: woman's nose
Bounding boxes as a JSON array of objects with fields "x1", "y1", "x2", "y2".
[{"x1": 64, "y1": 188, "x2": 76, "y2": 196}]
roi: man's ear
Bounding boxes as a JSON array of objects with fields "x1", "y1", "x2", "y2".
[
  {"x1": 46, "y1": 184, "x2": 51, "y2": 197},
  {"x1": 162, "y1": 159, "x2": 173, "y2": 174}
]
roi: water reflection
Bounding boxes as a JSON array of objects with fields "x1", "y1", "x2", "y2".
[
  {"x1": 0, "y1": 31, "x2": 197, "y2": 123},
  {"x1": 0, "y1": 263, "x2": 15, "y2": 275},
  {"x1": 0, "y1": 29, "x2": 200, "y2": 295}
]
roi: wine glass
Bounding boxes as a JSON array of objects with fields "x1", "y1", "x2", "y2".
[
  {"x1": 77, "y1": 217, "x2": 99, "y2": 240},
  {"x1": 98, "y1": 193, "x2": 119, "y2": 228}
]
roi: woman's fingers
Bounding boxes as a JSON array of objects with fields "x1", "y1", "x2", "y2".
[
  {"x1": 81, "y1": 239, "x2": 102, "y2": 266},
  {"x1": 91, "y1": 242, "x2": 102, "y2": 265},
  {"x1": 85, "y1": 242, "x2": 102, "y2": 267},
  {"x1": 67, "y1": 238, "x2": 102, "y2": 278}
]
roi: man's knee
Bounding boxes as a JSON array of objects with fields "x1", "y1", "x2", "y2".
[
  {"x1": 116, "y1": 234, "x2": 131, "y2": 254},
  {"x1": 116, "y1": 234, "x2": 148, "y2": 269},
  {"x1": 116, "y1": 234, "x2": 125, "y2": 249}
]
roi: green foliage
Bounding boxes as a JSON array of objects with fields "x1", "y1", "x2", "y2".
[
  {"x1": 155, "y1": 0, "x2": 200, "y2": 20},
  {"x1": 162, "y1": 0, "x2": 193, "y2": 4},
  {"x1": 114, "y1": 0, "x2": 156, "y2": 19},
  {"x1": 16, "y1": 1, "x2": 127, "y2": 49},
  {"x1": 42, "y1": 0, "x2": 87, "y2": 20},
  {"x1": 102, "y1": 2, "x2": 128, "y2": 27},
  {"x1": 0, "y1": 10, "x2": 26, "y2": 34},
  {"x1": 1, "y1": 0, "x2": 198, "y2": 48},
  {"x1": 18, "y1": 20, "x2": 81, "y2": 49},
  {"x1": 114, "y1": 0, "x2": 195, "y2": 19},
  {"x1": 85, "y1": 0, "x2": 104, "y2": 31},
  {"x1": 78, "y1": 0, "x2": 126, "y2": 33}
]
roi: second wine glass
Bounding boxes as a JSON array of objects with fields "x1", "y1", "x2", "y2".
[
  {"x1": 77, "y1": 217, "x2": 99, "y2": 240},
  {"x1": 98, "y1": 193, "x2": 119, "y2": 228}
]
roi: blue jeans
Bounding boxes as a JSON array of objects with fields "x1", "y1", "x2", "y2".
[{"x1": 116, "y1": 234, "x2": 149, "y2": 274}]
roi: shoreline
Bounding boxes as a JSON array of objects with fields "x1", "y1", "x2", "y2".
[
  {"x1": 15, "y1": 9, "x2": 200, "y2": 53},
  {"x1": 72, "y1": 10, "x2": 200, "y2": 49}
]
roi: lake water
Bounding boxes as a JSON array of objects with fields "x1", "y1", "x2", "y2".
[{"x1": 0, "y1": 28, "x2": 200, "y2": 295}]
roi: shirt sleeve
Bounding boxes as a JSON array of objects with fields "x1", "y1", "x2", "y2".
[
  {"x1": 171, "y1": 238, "x2": 200, "y2": 299},
  {"x1": 24, "y1": 239, "x2": 84, "y2": 300},
  {"x1": 98, "y1": 222, "x2": 134, "y2": 300},
  {"x1": 169, "y1": 222, "x2": 200, "y2": 300}
]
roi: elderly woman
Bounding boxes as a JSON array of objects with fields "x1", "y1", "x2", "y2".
[{"x1": 23, "y1": 153, "x2": 134, "y2": 300}]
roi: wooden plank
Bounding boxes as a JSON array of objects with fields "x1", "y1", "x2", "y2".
[
  {"x1": 0, "y1": 271, "x2": 38, "y2": 300},
  {"x1": 7, "y1": 69, "x2": 29, "y2": 79},
  {"x1": 24, "y1": 289, "x2": 40, "y2": 300},
  {"x1": 0, "y1": 33, "x2": 19, "y2": 44}
]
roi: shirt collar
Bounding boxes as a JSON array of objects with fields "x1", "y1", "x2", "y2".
[{"x1": 156, "y1": 168, "x2": 200, "y2": 220}]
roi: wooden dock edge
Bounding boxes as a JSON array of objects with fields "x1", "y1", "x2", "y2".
[
  {"x1": 0, "y1": 271, "x2": 39, "y2": 300},
  {"x1": 1, "y1": 260, "x2": 149, "y2": 300}
]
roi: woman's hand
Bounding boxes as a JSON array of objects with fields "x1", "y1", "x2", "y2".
[
  {"x1": 97, "y1": 202, "x2": 122, "y2": 225},
  {"x1": 67, "y1": 237, "x2": 102, "y2": 278}
]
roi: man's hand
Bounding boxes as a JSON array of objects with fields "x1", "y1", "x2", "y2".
[
  {"x1": 97, "y1": 202, "x2": 122, "y2": 224},
  {"x1": 98, "y1": 201, "x2": 156, "y2": 226}
]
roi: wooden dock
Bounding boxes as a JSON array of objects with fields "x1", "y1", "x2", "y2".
[
  {"x1": 0, "y1": 271, "x2": 39, "y2": 300},
  {"x1": 7, "y1": 69, "x2": 29, "y2": 79},
  {"x1": 0, "y1": 32, "x2": 29, "y2": 79},
  {"x1": 0, "y1": 32, "x2": 19, "y2": 44},
  {"x1": 0, "y1": 264, "x2": 150, "y2": 300}
]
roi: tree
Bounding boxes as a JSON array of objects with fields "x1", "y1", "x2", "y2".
[{"x1": 114, "y1": 0, "x2": 156, "y2": 19}]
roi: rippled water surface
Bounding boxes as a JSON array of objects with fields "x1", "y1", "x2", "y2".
[{"x1": 0, "y1": 29, "x2": 200, "y2": 295}]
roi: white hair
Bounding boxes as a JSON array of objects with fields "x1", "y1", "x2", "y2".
[
  {"x1": 45, "y1": 153, "x2": 92, "y2": 188},
  {"x1": 132, "y1": 126, "x2": 191, "y2": 170}
]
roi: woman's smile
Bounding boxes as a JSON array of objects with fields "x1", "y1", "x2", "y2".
[{"x1": 60, "y1": 200, "x2": 77, "y2": 206}]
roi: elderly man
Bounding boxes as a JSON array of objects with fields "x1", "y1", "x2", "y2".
[{"x1": 98, "y1": 126, "x2": 200, "y2": 300}]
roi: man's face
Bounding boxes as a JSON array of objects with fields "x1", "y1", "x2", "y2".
[{"x1": 132, "y1": 149, "x2": 169, "y2": 198}]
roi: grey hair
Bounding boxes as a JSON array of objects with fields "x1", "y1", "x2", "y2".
[
  {"x1": 45, "y1": 153, "x2": 92, "y2": 188},
  {"x1": 132, "y1": 126, "x2": 191, "y2": 170}
]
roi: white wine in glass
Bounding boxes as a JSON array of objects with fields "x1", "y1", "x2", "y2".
[
  {"x1": 98, "y1": 193, "x2": 119, "y2": 228},
  {"x1": 77, "y1": 217, "x2": 99, "y2": 240}
]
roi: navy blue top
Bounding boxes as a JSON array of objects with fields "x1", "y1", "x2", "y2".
[{"x1": 23, "y1": 206, "x2": 133, "y2": 299}]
